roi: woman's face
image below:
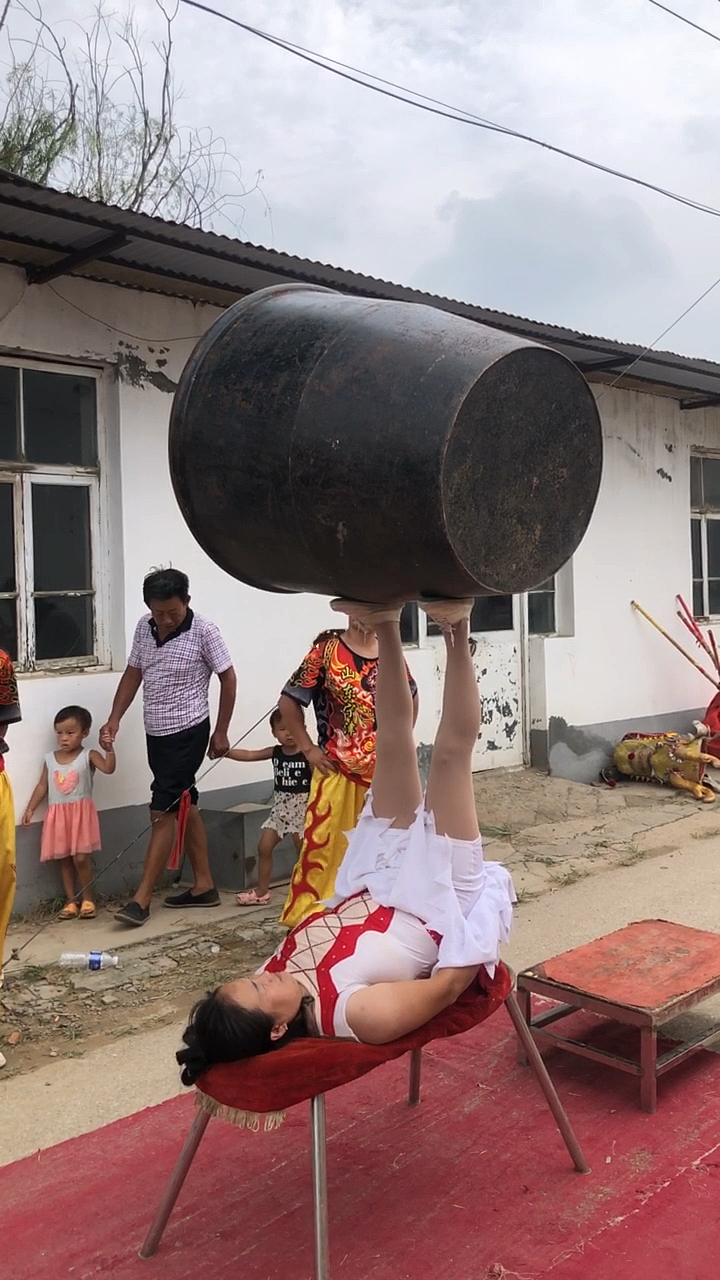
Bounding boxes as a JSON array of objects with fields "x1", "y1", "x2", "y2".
[{"x1": 221, "y1": 970, "x2": 305, "y2": 1039}]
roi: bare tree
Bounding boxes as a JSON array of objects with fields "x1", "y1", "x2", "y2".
[
  {"x1": 0, "y1": 0, "x2": 76, "y2": 183},
  {"x1": 0, "y1": 0, "x2": 262, "y2": 229}
]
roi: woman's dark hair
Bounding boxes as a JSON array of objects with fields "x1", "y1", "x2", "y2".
[
  {"x1": 270, "y1": 705, "x2": 304, "y2": 730},
  {"x1": 143, "y1": 567, "x2": 190, "y2": 605},
  {"x1": 54, "y1": 705, "x2": 92, "y2": 732},
  {"x1": 312, "y1": 628, "x2": 344, "y2": 646},
  {"x1": 176, "y1": 987, "x2": 310, "y2": 1086}
]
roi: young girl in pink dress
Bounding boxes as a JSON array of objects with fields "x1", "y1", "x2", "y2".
[{"x1": 23, "y1": 705, "x2": 116, "y2": 920}]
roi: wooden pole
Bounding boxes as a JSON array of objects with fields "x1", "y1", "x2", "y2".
[
  {"x1": 631, "y1": 600, "x2": 720, "y2": 689},
  {"x1": 675, "y1": 593, "x2": 720, "y2": 675},
  {"x1": 710, "y1": 630, "x2": 720, "y2": 674},
  {"x1": 676, "y1": 593, "x2": 702, "y2": 638},
  {"x1": 676, "y1": 610, "x2": 718, "y2": 667}
]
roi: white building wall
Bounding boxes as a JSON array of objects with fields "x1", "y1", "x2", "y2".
[
  {"x1": 532, "y1": 385, "x2": 720, "y2": 779},
  {"x1": 0, "y1": 266, "x2": 344, "y2": 831}
]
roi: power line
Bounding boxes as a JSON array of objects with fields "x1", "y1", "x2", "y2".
[
  {"x1": 600, "y1": 270, "x2": 720, "y2": 396},
  {"x1": 646, "y1": 0, "x2": 720, "y2": 45},
  {"x1": 179, "y1": 0, "x2": 720, "y2": 221}
]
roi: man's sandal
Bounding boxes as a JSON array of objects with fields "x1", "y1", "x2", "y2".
[
  {"x1": 79, "y1": 901, "x2": 96, "y2": 919},
  {"x1": 236, "y1": 889, "x2": 271, "y2": 906},
  {"x1": 58, "y1": 902, "x2": 79, "y2": 920}
]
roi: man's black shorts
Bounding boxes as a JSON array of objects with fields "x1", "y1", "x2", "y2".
[{"x1": 145, "y1": 718, "x2": 210, "y2": 813}]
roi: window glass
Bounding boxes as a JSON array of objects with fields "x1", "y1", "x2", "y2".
[
  {"x1": 428, "y1": 595, "x2": 514, "y2": 635},
  {"x1": 0, "y1": 483, "x2": 15, "y2": 594},
  {"x1": 706, "y1": 519, "x2": 720, "y2": 617},
  {"x1": 691, "y1": 517, "x2": 703, "y2": 580},
  {"x1": 0, "y1": 367, "x2": 19, "y2": 462},
  {"x1": 702, "y1": 457, "x2": 720, "y2": 511},
  {"x1": 0, "y1": 363, "x2": 102, "y2": 669},
  {"x1": 529, "y1": 591, "x2": 556, "y2": 635},
  {"x1": 32, "y1": 485, "x2": 92, "y2": 592},
  {"x1": 707, "y1": 519, "x2": 720, "y2": 581},
  {"x1": 470, "y1": 595, "x2": 513, "y2": 632},
  {"x1": 400, "y1": 602, "x2": 418, "y2": 646},
  {"x1": 0, "y1": 599, "x2": 16, "y2": 660},
  {"x1": 528, "y1": 577, "x2": 556, "y2": 635},
  {"x1": 35, "y1": 596, "x2": 93, "y2": 660},
  {"x1": 690, "y1": 455, "x2": 703, "y2": 509},
  {"x1": 709, "y1": 580, "x2": 720, "y2": 618},
  {"x1": 692, "y1": 517, "x2": 704, "y2": 616},
  {"x1": 23, "y1": 370, "x2": 98, "y2": 466}
]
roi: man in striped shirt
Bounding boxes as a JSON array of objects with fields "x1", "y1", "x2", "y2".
[{"x1": 101, "y1": 568, "x2": 237, "y2": 927}]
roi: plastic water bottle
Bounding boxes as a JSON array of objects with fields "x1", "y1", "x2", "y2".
[{"x1": 59, "y1": 951, "x2": 120, "y2": 971}]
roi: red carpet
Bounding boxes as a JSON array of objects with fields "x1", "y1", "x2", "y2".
[{"x1": 2, "y1": 1011, "x2": 719, "y2": 1280}]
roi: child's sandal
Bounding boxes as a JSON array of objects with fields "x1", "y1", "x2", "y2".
[
  {"x1": 236, "y1": 890, "x2": 271, "y2": 906},
  {"x1": 58, "y1": 902, "x2": 79, "y2": 920},
  {"x1": 79, "y1": 901, "x2": 96, "y2": 919}
]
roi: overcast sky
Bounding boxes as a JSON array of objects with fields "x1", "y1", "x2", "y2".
[{"x1": 23, "y1": 0, "x2": 720, "y2": 358}]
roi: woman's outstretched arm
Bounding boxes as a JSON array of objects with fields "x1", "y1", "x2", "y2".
[{"x1": 344, "y1": 965, "x2": 479, "y2": 1045}]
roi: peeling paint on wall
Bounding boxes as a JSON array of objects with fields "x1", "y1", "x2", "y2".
[
  {"x1": 115, "y1": 342, "x2": 177, "y2": 393},
  {"x1": 432, "y1": 640, "x2": 523, "y2": 770},
  {"x1": 477, "y1": 648, "x2": 520, "y2": 760},
  {"x1": 656, "y1": 467, "x2": 672, "y2": 482}
]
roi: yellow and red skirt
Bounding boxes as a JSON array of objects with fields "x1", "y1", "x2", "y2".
[
  {"x1": 279, "y1": 768, "x2": 368, "y2": 929},
  {"x1": 0, "y1": 770, "x2": 16, "y2": 987}
]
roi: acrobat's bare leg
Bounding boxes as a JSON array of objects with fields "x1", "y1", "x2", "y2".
[
  {"x1": 329, "y1": 599, "x2": 421, "y2": 828},
  {"x1": 373, "y1": 619, "x2": 423, "y2": 826},
  {"x1": 423, "y1": 603, "x2": 480, "y2": 840}
]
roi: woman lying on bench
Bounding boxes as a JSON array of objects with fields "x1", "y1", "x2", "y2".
[{"x1": 178, "y1": 599, "x2": 515, "y2": 1085}]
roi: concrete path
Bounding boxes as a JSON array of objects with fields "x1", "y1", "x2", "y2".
[{"x1": 475, "y1": 767, "x2": 720, "y2": 899}]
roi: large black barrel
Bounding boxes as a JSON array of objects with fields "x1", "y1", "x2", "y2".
[{"x1": 170, "y1": 284, "x2": 602, "y2": 601}]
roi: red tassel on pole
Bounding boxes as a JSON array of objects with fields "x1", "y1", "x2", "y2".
[{"x1": 168, "y1": 789, "x2": 191, "y2": 871}]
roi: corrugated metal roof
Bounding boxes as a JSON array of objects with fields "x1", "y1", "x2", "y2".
[{"x1": 1, "y1": 166, "x2": 719, "y2": 405}]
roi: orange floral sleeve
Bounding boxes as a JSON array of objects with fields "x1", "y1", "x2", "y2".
[{"x1": 282, "y1": 641, "x2": 326, "y2": 707}]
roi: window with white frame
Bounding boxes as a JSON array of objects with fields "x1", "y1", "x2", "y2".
[
  {"x1": 528, "y1": 577, "x2": 556, "y2": 635},
  {"x1": 400, "y1": 583, "x2": 558, "y2": 647},
  {"x1": 691, "y1": 454, "x2": 720, "y2": 618},
  {"x1": 0, "y1": 361, "x2": 104, "y2": 669},
  {"x1": 400, "y1": 596, "x2": 515, "y2": 645}
]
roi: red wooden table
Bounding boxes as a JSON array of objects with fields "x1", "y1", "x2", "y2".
[{"x1": 516, "y1": 919, "x2": 720, "y2": 1112}]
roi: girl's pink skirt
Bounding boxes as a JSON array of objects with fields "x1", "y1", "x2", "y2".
[{"x1": 40, "y1": 800, "x2": 101, "y2": 861}]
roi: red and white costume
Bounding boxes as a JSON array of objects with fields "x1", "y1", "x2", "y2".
[{"x1": 259, "y1": 797, "x2": 516, "y2": 1040}]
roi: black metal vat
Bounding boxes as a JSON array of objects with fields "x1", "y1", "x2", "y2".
[{"x1": 169, "y1": 283, "x2": 603, "y2": 601}]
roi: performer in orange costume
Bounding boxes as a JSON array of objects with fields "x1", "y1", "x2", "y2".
[
  {"x1": 277, "y1": 608, "x2": 417, "y2": 928},
  {"x1": 0, "y1": 648, "x2": 22, "y2": 988}
]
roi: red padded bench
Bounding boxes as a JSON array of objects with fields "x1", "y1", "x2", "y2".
[{"x1": 141, "y1": 964, "x2": 588, "y2": 1278}]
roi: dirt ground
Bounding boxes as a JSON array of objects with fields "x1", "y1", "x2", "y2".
[
  {"x1": 473, "y1": 766, "x2": 720, "y2": 899},
  {"x1": 2, "y1": 767, "x2": 717, "y2": 1083},
  {"x1": 1, "y1": 916, "x2": 285, "y2": 1081}
]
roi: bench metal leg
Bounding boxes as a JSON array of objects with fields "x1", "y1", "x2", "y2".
[
  {"x1": 505, "y1": 992, "x2": 591, "y2": 1174},
  {"x1": 515, "y1": 987, "x2": 531, "y2": 1065},
  {"x1": 310, "y1": 1094, "x2": 330, "y2": 1280},
  {"x1": 640, "y1": 1026, "x2": 658, "y2": 1113},
  {"x1": 139, "y1": 1107, "x2": 211, "y2": 1258},
  {"x1": 408, "y1": 1048, "x2": 422, "y2": 1105}
]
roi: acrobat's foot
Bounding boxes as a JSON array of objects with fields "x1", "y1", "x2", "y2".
[
  {"x1": 418, "y1": 597, "x2": 474, "y2": 629},
  {"x1": 330, "y1": 598, "x2": 405, "y2": 630}
]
